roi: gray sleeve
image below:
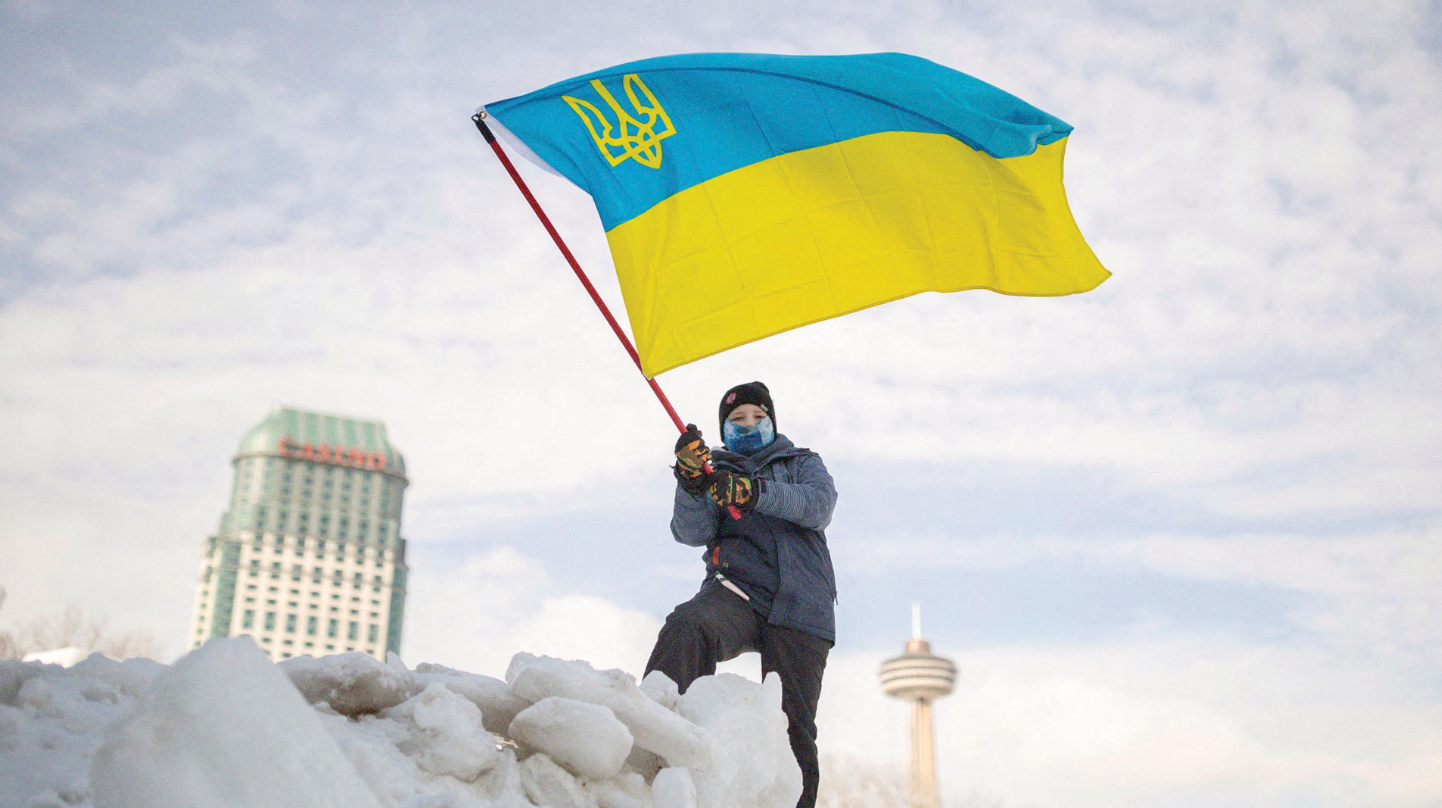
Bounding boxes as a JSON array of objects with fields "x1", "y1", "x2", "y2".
[
  {"x1": 755, "y1": 454, "x2": 836, "y2": 531},
  {"x1": 670, "y1": 484, "x2": 720, "y2": 546}
]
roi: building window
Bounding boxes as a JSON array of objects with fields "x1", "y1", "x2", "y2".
[
  {"x1": 285, "y1": 614, "x2": 297, "y2": 633},
  {"x1": 347, "y1": 622, "x2": 359, "y2": 641},
  {"x1": 307, "y1": 616, "x2": 318, "y2": 636},
  {"x1": 367, "y1": 624, "x2": 379, "y2": 643},
  {"x1": 327, "y1": 619, "x2": 338, "y2": 638},
  {"x1": 264, "y1": 612, "x2": 276, "y2": 631},
  {"x1": 242, "y1": 610, "x2": 255, "y2": 629}
]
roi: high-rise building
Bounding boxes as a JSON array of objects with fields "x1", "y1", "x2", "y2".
[{"x1": 188, "y1": 406, "x2": 409, "y2": 662}]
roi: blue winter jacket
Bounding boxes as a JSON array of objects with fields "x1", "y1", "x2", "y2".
[{"x1": 671, "y1": 434, "x2": 838, "y2": 643}]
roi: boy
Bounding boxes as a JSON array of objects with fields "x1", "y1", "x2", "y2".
[{"x1": 645, "y1": 381, "x2": 838, "y2": 808}]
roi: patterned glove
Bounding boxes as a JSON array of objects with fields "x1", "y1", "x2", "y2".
[
  {"x1": 707, "y1": 471, "x2": 761, "y2": 513},
  {"x1": 673, "y1": 425, "x2": 711, "y2": 495}
]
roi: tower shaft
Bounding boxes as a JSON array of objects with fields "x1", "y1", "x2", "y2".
[{"x1": 909, "y1": 698, "x2": 940, "y2": 808}]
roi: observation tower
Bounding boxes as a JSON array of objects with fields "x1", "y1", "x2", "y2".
[{"x1": 879, "y1": 604, "x2": 958, "y2": 808}]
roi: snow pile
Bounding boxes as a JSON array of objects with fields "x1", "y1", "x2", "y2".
[{"x1": 0, "y1": 638, "x2": 801, "y2": 808}]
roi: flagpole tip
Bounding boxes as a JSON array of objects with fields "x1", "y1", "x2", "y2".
[{"x1": 472, "y1": 111, "x2": 496, "y2": 142}]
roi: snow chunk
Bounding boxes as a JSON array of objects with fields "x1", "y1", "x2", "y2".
[
  {"x1": 586, "y1": 771, "x2": 651, "y2": 808},
  {"x1": 677, "y1": 673, "x2": 801, "y2": 808},
  {"x1": 506, "y1": 654, "x2": 711, "y2": 770},
  {"x1": 70, "y1": 654, "x2": 167, "y2": 700},
  {"x1": 381, "y1": 682, "x2": 500, "y2": 781},
  {"x1": 640, "y1": 670, "x2": 681, "y2": 711},
  {"x1": 280, "y1": 651, "x2": 417, "y2": 716},
  {"x1": 414, "y1": 661, "x2": 531, "y2": 736},
  {"x1": 477, "y1": 748, "x2": 534, "y2": 808},
  {"x1": 0, "y1": 659, "x2": 52, "y2": 706},
  {"x1": 519, "y1": 753, "x2": 596, "y2": 808},
  {"x1": 509, "y1": 696, "x2": 634, "y2": 780},
  {"x1": 653, "y1": 766, "x2": 699, "y2": 808},
  {"x1": 90, "y1": 637, "x2": 381, "y2": 808}
]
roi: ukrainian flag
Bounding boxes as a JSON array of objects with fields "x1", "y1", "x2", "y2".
[{"x1": 484, "y1": 52, "x2": 1109, "y2": 377}]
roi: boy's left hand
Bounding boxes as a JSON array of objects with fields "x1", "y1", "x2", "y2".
[{"x1": 707, "y1": 471, "x2": 759, "y2": 513}]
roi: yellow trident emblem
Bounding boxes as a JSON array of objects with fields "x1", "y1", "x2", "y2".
[{"x1": 562, "y1": 74, "x2": 676, "y2": 169}]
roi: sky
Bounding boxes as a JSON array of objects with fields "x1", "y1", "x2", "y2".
[{"x1": 1, "y1": 0, "x2": 1440, "y2": 805}]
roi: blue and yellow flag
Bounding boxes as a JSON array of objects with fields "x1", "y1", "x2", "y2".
[{"x1": 484, "y1": 52, "x2": 1109, "y2": 377}]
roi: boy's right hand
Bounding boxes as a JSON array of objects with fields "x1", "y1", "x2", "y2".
[{"x1": 673, "y1": 424, "x2": 711, "y2": 494}]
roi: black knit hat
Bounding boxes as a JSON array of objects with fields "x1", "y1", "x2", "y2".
[{"x1": 718, "y1": 381, "x2": 774, "y2": 435}]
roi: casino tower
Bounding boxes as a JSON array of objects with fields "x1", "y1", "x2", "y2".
[{"x1": 188, "y1": 406, "x2": 409, "y2": 662}]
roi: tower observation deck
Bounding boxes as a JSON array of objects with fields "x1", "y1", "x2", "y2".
[{"x1": 879, "y1": 605, "x2": 958, "y2": 808}]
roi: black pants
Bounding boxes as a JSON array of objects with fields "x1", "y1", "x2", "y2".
[{"x1": 644, "y1": 583, "x2": 832, "y2": 808}]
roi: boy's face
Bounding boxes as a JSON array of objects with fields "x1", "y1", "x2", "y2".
[{"x1": 726, "y1": 403, "x2": 769, "y2": 428}]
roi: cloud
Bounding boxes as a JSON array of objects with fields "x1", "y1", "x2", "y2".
[
  {"x1": 929, "y1": 635, "x2": 1442, "y2": 808},
  {"x1": 843, "y1": 527, "x2": 1442, "y2": 668},
  {"x1": 401, "y1": 544, "x2": 661, "y2": 678}
]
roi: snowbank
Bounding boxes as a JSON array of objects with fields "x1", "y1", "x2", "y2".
[{"x1": 0, "y1": 638, "x2": 801, "y2": 808}]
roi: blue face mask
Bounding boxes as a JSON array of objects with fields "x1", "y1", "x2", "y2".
[{"x1": 723, "y1": 416, "x2": 774, "y2": 456}]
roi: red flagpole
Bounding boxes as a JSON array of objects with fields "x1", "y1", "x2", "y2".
[{"x1": 473, "y1": 112, "x2": 738, "y2": 516}]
